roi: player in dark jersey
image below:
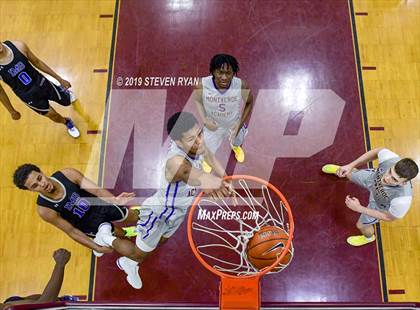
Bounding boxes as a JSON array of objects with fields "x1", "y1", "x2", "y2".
[
  {"x1": 0, "y1": 40, "x2": 80, "y2": 138},
  {"x1": 13, "y1": 164, "x2": 140, "y2": 256},
  {"x1": 0, "y1": 249, "x2": 73, "y2": 310}
]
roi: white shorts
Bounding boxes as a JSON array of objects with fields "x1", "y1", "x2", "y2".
[
  {"x1": 350, "y1": 169, "x2": 385, "y2": 225},
  {"x1": 135, "y1": 196, "x2": 188, "y2": 252},
  {"x1": 203, "y1": 124, "x2": 248, "y2": 154}
]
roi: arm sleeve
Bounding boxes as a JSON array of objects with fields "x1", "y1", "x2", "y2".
[
  {"x1": 378, "y1": 149, "x2": 399, "y2": 164},
  {"x1": 389, "y1": 196, "x2": 412, "y2": 218}
]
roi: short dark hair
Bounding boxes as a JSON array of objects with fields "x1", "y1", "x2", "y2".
[
  {"x1": 167, "y1": 112, "x2": 198, "y2": 141},
  {"x1": 13, "y1": 163, "x2": 40, "y2": 190},
  {"x1": 395, "y1": 158, "x2": 418, "y2": 180},
  {"x1": 209, "y1": 54, "x2": 239, "y2": 75}
]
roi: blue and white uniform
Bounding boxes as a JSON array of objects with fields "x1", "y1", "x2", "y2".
[
  {"x1": 136, "y1": 142, "x2": 203, "y2": 252},
  {"x1": 201, "y1": 76, "x2": 248, "y2": 153}
]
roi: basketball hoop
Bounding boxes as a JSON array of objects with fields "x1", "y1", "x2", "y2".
[{"x1": 187, "y1": 175, "x2": 294, "y2": 310}]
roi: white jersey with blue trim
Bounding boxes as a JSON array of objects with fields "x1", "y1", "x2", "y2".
[
  {"x1": 153, "y1": 141, "x2": 203, "y2": 213},
  {"x1": 202, "y1": 75, "x2": 242, "y2": 128}
]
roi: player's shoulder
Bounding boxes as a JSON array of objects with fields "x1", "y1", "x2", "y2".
[
  {"x1": 165, "y1": 155, "x2": 191, "y2": 181},
  {"x1": 59, "y1": 168, "x2": 83, "y2": 183},
  {"x1": 9, "y1": 40, "x2": 27, "y2": 52},
  {"x1": 239, "y1": 78, "x2": 250, "y2": 89},
  {"x1": 166, "y1": 155, "x2": 190, "y2": 169},
  {"x1": 194, "y1": 78, "x2": 204, "y2": 90},
  {"x1": 378, "y1": 148, "x2": 399, "y2": 164}
]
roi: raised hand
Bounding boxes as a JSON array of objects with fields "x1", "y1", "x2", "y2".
[
  {"x1": 114, "y1": 192, "x2": 136, "y2": 205},
  {"x1": 337, "y1": 164, "x2": 354, "y2": 178},
  {"x1": 53, "y1": 248, "x2": 71, "y2": 266}
]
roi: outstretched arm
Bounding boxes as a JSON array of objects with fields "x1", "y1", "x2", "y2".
[
  {"x1": 13, "y1": 41, "x2": 71, "y2": 89},
  {"x1": 338, "y1": 148, "x2": 384, "y2": 177},
  {"x1": 37, "y1": 207, "x2": 112, "y2": 253},
  {"x1": 61, "y1": 168, "x2": 135, "y2": 205},
  {"x1": 231, "y1": 79, "x2": 253, "y2": 138},
  {"x1": 237, "y1": 79, "x2": 254, "y2": 131},
  {"x1": 2, "y1": 249, "x2": 71, "y2": 309},
  {"x1": 194, "y1": 80, "x2": 218, "y2": 131},
  {"x1": 203, "y1": 146, "x2": 226, "y2": 178},
  {"x1": 345, "y1": 196, "x2": 396, "y2": 221},
  {"x1": 38, "y1": 249, "x2": 71, "y2": 302}
]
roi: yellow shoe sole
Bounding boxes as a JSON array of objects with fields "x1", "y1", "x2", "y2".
[
  {"x1": 322, "y1": 164, "x2": 340, "y2": 175},
  {"x1": 122, "y1": 226, "x2": 138, "y2": 237},
  {"x1": 232, "y1": 146, "x2": 245, "y2": 163},
  {"x1": 346, "y1": 235, "x2": 375, "y2": 246},
  {"x1": 202, "y1": 160, "x2": 212, "y2": 173}
]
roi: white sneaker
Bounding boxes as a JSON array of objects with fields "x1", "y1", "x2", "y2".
[
  {"x1": 68, "y1": 90, "x2": 77, "y2": 103},
  {"x1": 93, "y1": 223, "x2": 113, "y2": 257},
  {"x1": 65, "y1": 118, "x2": 80, "y2": 138},
  {"x1": 117, "y1": 257, "x2": 142, "y2": 289}
]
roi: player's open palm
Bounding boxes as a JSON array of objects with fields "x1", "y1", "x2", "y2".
[
  {"x1": 337, "y1": 164, "x2": 353, "y2": 178},
  {"x1": 114, "y1": 192, "x2": 135, "y2": 205},
  {"x1": 53, "y1": 248, "x2": 71, "y2": 266}
]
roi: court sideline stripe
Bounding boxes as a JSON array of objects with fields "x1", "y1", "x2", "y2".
[
  {"x1": 88, "y1": 0, "x2": 120, "y2": 302},
  {"x1": 348, "y1": 0, "x2": 388, "y2": 302}
]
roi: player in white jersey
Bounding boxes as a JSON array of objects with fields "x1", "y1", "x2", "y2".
[
  {"x1": 93, "y1": 112, "x2": 232, "y2": 289},
  {"x1": 322, "y1": 148, "x2": 418, "y2": 246},
  {"x1": 195, "y1": 54, "x2": 254, "y2": 172}
]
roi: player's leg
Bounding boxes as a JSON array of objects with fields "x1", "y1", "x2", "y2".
[
  {"x1": 356, "y1": 219, "x2": 375, "y2": 238},
  {"x1": 347, "y1": 201, "x2": 378, "y2": 246},
  {"x1": 50, "y1": 83, "x2": 94, "y2": 128},
  {"x1": 44, "y1": 105, "x2": 66, "y2": 124},
  {"x1": 92, "y1": 204, "x2": 132, "y2": 253},
  {"x1": 41, "y1": 81, "x2": 81, "y2": 137},
  {"x1": 112, "y1": 206, "x2": 140, "y2": 237},
  {"x1": 202, "y1": 127, "x2": 226, "y2": 173},
  {"x1": 230, "y1": 124, "x2": 248, "y2": 162},
  {"x1": 116, "y1": 200, "x2": 170, "y2": 289},
  {"x1": 94, "y1": 223, "x2": 146, "y2": 261},
  {"x1": 43, "y1": 106, "x2": 80, "y2": 138}
]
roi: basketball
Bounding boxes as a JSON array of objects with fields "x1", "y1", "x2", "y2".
[{"x1": 246, "y1": 225, "x2": 292, "y2": 270}]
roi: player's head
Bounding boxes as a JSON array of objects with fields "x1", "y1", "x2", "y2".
[
  {"x1": 167, "y1": 112, "x2": 205, "y2": 156},
  {"x1": 13, "y1": 163, "x2": 54, "y2": 193},
  {"x1": 382, "y1": 158, "x2": 418, "y2": 186},
  {"x1": 209, "y1": 54, "x2": 239, "y2": 89}
]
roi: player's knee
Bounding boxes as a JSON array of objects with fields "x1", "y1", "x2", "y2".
[{"x1": 46, "y1": 110, "x2": 60, "y2": 121}]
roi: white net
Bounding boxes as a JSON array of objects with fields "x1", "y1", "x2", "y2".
[{"x1": 190, "y1": 177, "x2": 294, "y2": 276}]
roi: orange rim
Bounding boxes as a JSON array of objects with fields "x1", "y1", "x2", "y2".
[{"x1": 187, "y1": 174, "x2": 294, "y2": 280}]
